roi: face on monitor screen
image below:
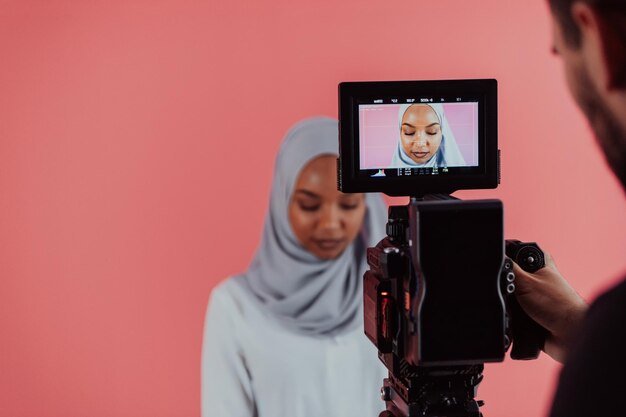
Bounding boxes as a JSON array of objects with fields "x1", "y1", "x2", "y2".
[
  {"x1": 359, "y1": 102, "x2": 478, "y2": 171},
  {"x1": 338, "y1": 80, "x2": 498, "y2": 196}
]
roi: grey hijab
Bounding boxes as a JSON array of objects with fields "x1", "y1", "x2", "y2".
[{"x1": 236, "y1": 117, "x2": 387, "y2": 336}]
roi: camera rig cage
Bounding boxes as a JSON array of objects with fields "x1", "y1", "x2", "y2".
[{"x1": 337, "y1": 79, "x2": 546, "y2": 417}]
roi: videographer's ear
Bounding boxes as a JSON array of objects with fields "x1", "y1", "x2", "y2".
[{"x1": 572, "y1": 2, "x2": 626, "y2": 90}]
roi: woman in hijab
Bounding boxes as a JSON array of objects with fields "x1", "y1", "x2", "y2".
[
  {"x1": 201, "y1": 117, "x2": 388, "y2": 417},
  {"x1": 391, "y1": 103, "x2": 466, "y2": 168}
]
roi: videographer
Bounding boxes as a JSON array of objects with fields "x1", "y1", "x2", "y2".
[
  {"x1": 201, "y1": 117, "x2": 388, "y2": 417},
  {"x1": 513, "y1": 1, "x2": 626, "y2": 416}
]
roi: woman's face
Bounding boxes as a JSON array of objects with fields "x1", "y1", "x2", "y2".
[
  {"x1": 400, "y1": 105, "x2": 443, "y2": 164},
  {"x1": 289, "y1": 155, "x2": 366, "y2": 260}
]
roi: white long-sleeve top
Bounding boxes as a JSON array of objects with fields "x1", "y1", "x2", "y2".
[{"x1": 201, "y1": 278, "x2": 387, "y2": 417}]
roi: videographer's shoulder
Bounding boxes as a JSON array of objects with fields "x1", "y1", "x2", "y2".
[
  {"x1": 584, "y1": 277, "x2": 626, "y2": 329},
  {"x1": 565, "y1": 277, "x2": 626, "y2": 357},
  {"x1": 549, "y1": 277, "x2": 626, "y2": 417}
]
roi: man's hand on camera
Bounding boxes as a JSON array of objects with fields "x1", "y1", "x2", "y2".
[{"x1": 512, "y1": 251, "x2": 588, "y2": 363}]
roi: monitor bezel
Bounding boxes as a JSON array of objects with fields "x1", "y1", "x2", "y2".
[{"x1": 338, "y1": 79, "x2": 498, "y2": 197}]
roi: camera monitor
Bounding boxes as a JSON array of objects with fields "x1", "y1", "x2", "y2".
[{"x1": 338, "y1": 79, "x2": 498, "y2": 196}]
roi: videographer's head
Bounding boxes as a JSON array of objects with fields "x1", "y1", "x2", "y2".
[
  {"x1": 548, "y1": 0, "x2": 626, "y2": 47},
  {"x1": 548, "y1": 0, "x2": 626, "y2": 190}
]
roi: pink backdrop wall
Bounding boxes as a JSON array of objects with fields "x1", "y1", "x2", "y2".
[{"x1": 2, "y1": 1, "x2": 626, "y2": 417}]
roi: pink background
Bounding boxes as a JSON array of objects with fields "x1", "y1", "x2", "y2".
[
  {"x1": 2, "y1": 1, "x2": 626, "y2": 417},
  {"x1": 360, "y1": 103, "x2": 478, "y2": 168}
]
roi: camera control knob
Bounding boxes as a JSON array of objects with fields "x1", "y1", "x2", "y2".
[
  {"x1": 386, "y1": 221, "x2": 405, "y2": 242},
  {"x1": 381, "y1": 386, "x2": 392, "y2": 401},
  {"x1": 386, "y1": 206, "x2": 408, "y2": 243},
  {"x1": 515, "y1": 246, "x2": 545, "y2": 273},
  {"x1": 505, "y1": 239, "x2": 548, "y2": 360}
]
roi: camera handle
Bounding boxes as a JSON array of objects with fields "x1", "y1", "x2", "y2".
[{"x1": 505, "y1": 240, "x2": 549, "y2": 360}]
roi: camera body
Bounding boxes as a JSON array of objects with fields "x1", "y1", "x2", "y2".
[
  {"x1": 364, "y1": 198, "x2": 511, "y2": 368},
  {"x1": 338, "y1": 79, "x2": 547, "y2": 416},
  {"x1": 365, "y1": 198, "x2": 546, "y2": 417}
]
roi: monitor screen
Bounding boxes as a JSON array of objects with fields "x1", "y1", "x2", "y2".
[{"x1": 338, "y1": 79, "x2": 498, "y2": 196}]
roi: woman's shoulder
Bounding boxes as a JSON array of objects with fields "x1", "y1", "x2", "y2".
[{"x1": 207, "y1": 276, "x2": 255, "y2": 316}]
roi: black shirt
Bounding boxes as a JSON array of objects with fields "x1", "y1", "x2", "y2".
[{"x1": 549, "y1": 277, "x2": 626, "y2": 417}]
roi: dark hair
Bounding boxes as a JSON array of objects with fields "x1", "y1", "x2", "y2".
[{"x1": 548, "y1": 0, "x2": 626, "y2": 47}]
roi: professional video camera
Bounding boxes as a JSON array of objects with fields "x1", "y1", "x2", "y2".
[{"x1": 337, "y1": 79, "x2": 548, "y2": 417}]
